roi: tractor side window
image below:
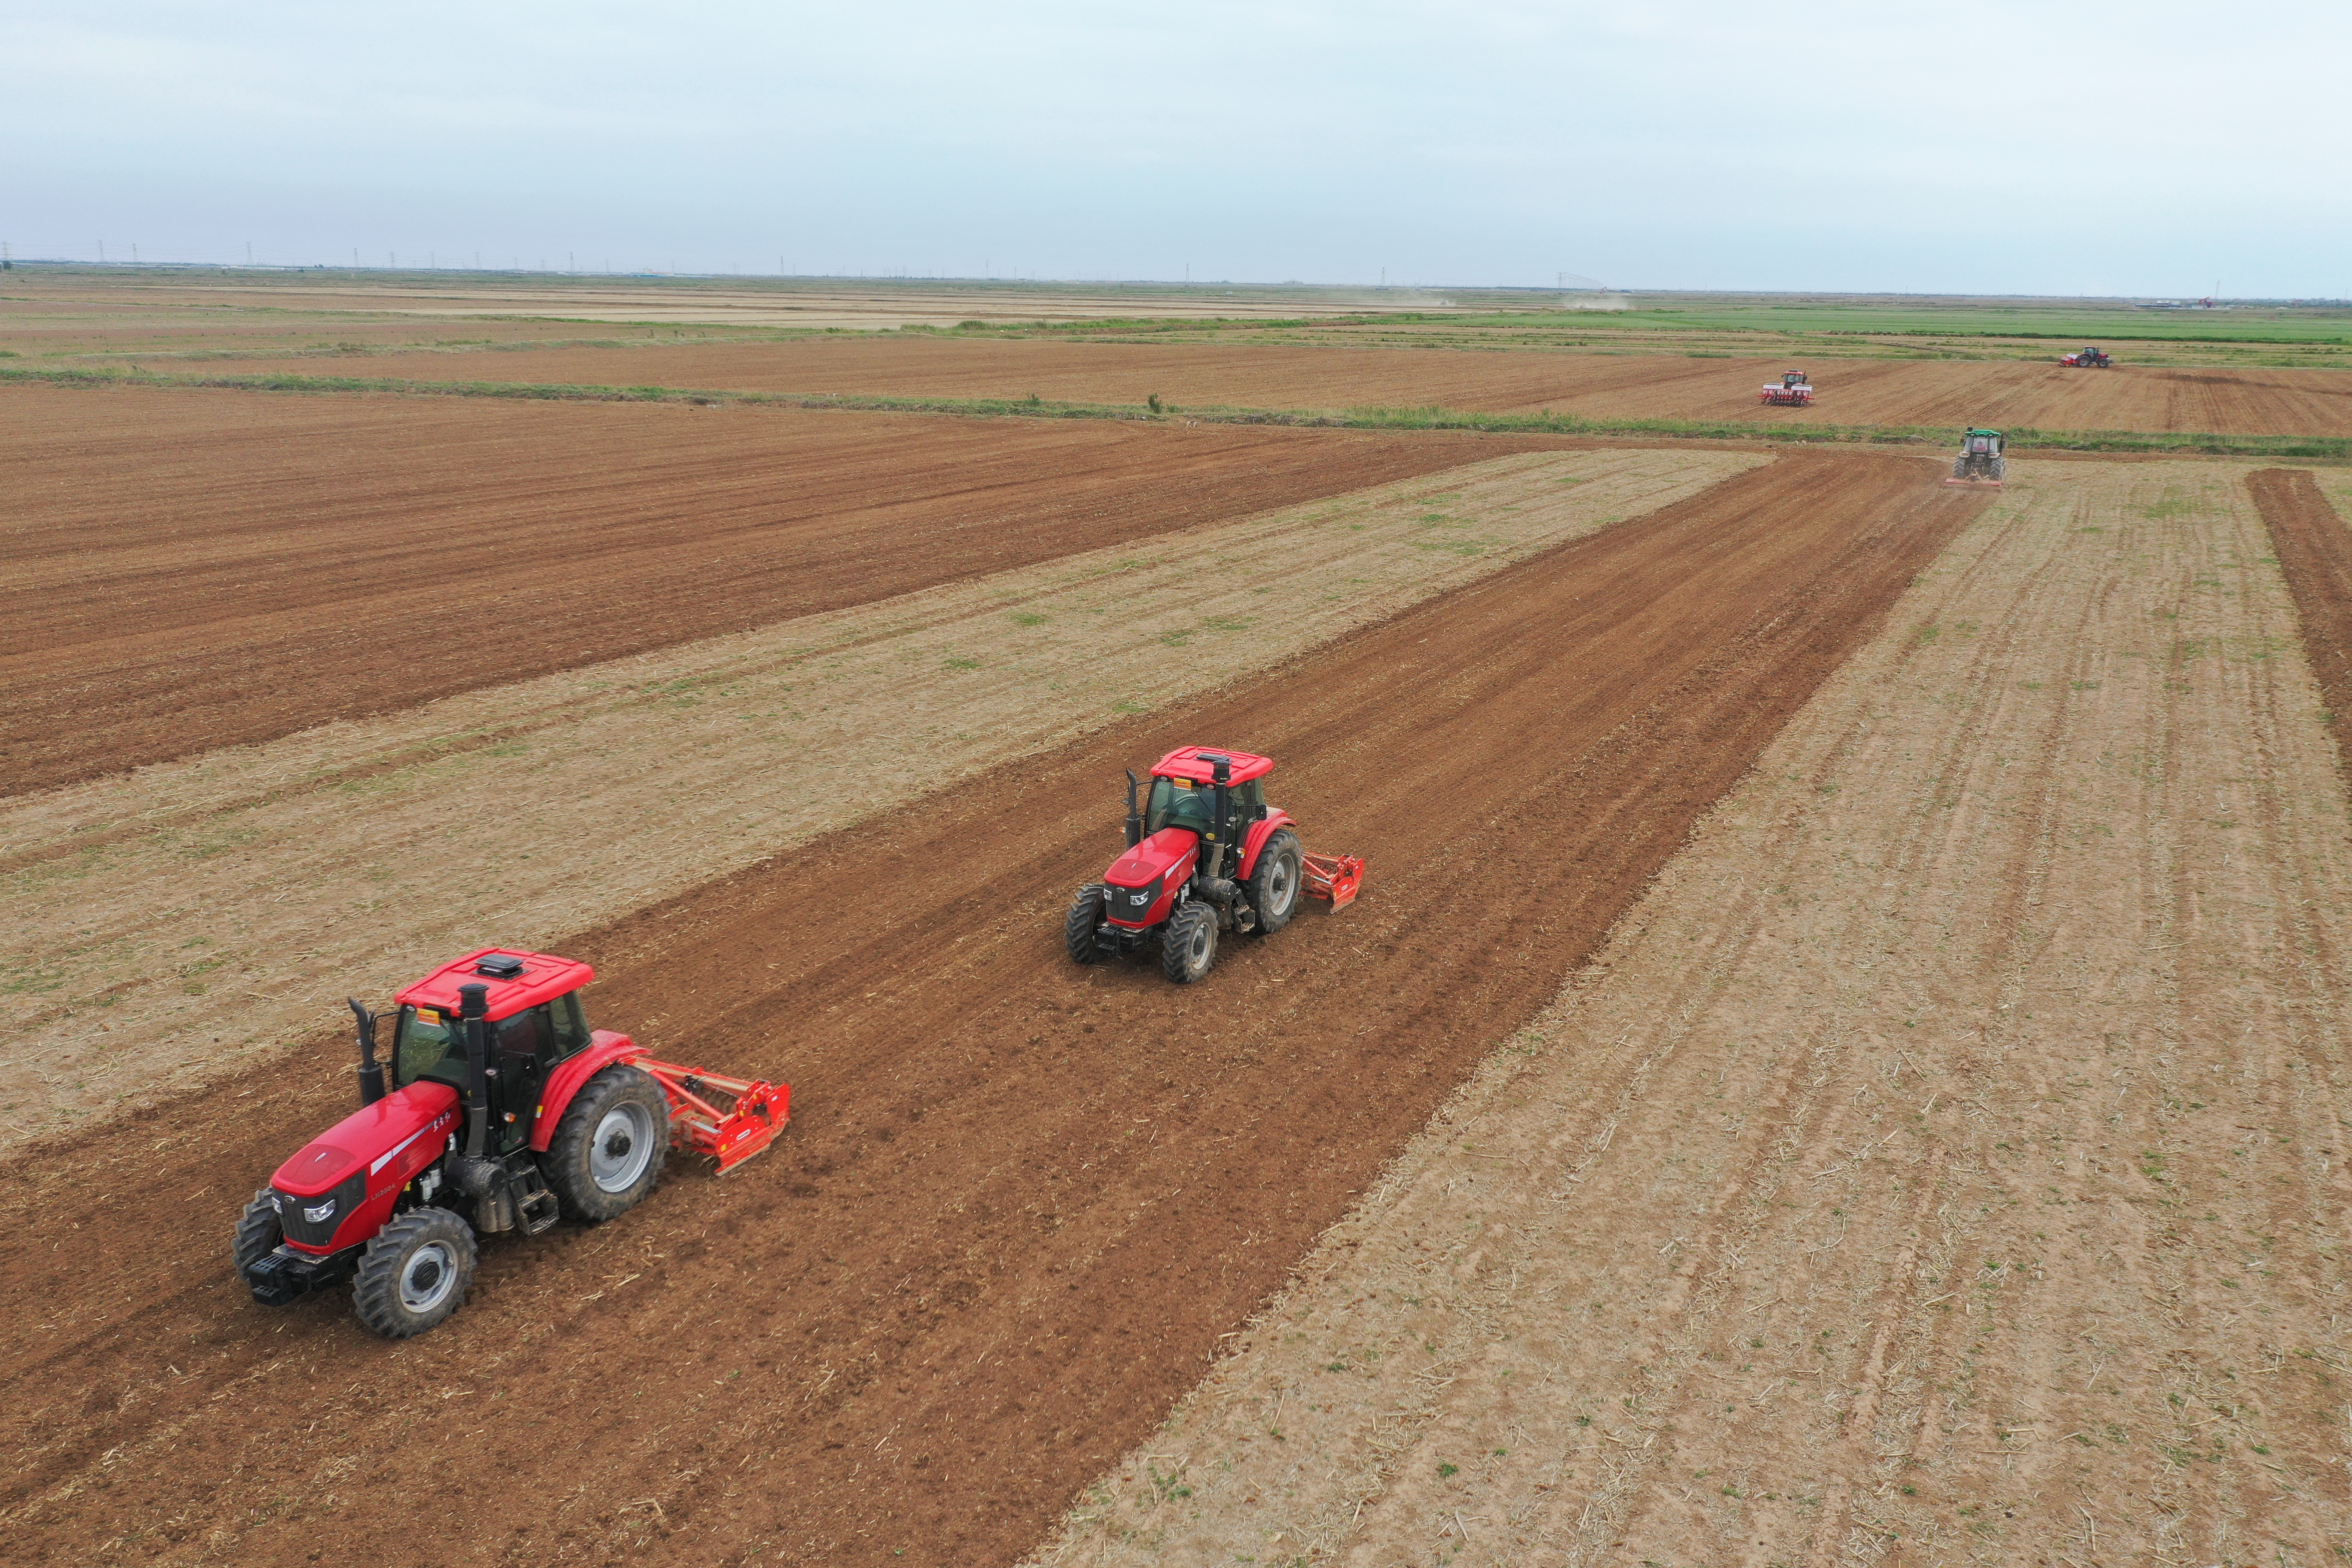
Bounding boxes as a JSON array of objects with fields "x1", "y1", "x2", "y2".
[
  {"x1": 393, "y1": 1005, "x2": 458, "y2": 1087},
  {"x1": 1234, "y1": 780, "x2": 1266, "y2": 820},
  {"x1": 548, "y1": 992, "x2": 591, "y2": 1058},
  {"x1": 494, "y1": 1008, "x2": 543, "y2": 1063}
]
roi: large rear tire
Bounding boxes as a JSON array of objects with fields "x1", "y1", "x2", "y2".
[
  {"x1": 1161, "y1": 902, "x2": 1218, "y2": 983},
  {"x1": 232, "y1": 1188, "x2": 282, "y2": 1279},
  {"x1": 546, "y1": 1065, "x2": 670, "y2": 1222},
  {"x1": 352, "y1": 1208, "x2": 477, "y2": 1339},
  {"x1": 1245, "y1": 829, "x2": 1303, "y2": 936},
  {"x1": 1065, "y1": 884, "x2": 1111, "y2": 964}
]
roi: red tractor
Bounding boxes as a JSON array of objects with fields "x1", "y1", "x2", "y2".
[
  {"x1": 2060, "y1": 345, "x2": 2113, "y2": 368},
  {"x1": 1065, "y1": 747, "x2": 1363, "y2": 983},
  {"x1": 1758, "y1": 368, "x2": 1814, "y2": 406},
  {"x1": 234, "y1": 950, "x2": 787, "y2": 1338}
]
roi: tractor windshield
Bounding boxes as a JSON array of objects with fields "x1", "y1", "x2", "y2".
[
  {"x1": 1145, "y1": 775, "x2": 1215, "y2": 835},
  {"x1": 392, "y1": 1004, "x2": 462, "y2": 1087}
]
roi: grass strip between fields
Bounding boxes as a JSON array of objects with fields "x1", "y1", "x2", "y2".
[{"x1": 7, "y1": 362, "x2": 2346, "y2": 462}]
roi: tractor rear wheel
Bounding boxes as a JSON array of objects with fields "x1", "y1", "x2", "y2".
[
  {"x1": 1162, "y1": 901, "x2": 1218, "y2": 983},
  {"x1": 232, "y1": 1188, "x2": 282, "y2": 1278},
  {"x1": 1246, "y1": 829, "x2": 1303, "y2": 935},
  {"x1": 1065, "y1": 884, "x2": 1111, "y2": 964},
  {"x1": 546, "y1": 1065, "x2": 670, "y2": 1222},
  {"x1": 352, "y1": 1208, "x2": 477, "y2": 1338}
]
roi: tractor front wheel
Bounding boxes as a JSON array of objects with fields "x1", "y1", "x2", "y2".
[
  {"x1": 232, "y1": 1188, "x2": 282, "y2": 1278},
  {"x1": 352, "y1": 1208, "x2": 478, "y2": 1338},
  {"x1": 1245, "y1": 830, "x2": 1303, "y2": 936},
  {"x1": 1162, "y1": 902, "x2": 1218, "y2": 983},
  {"x1": 1065, "y1": 884, "x2": 1111, "y2": 964},
  {"x1": 547, "y1": 1065, "x2": 671, "y2": 1222}
]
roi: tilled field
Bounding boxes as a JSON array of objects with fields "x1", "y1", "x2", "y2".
[
  {"x1": 4, "y1": 448, "x2": 1756, "y2": 1150},
  {"x1": 0, "y1": 454, "x2": 1984, "y2": 1565},
  {"x1": 0, "y1": 385, "x2": 1528, "y2": 791},
  {"x1": 1041, "y1": 462, "x2": 2352, "y2": 1565},
  {"x1": 201, "y1": 337, "x2": 2352, "y2": 437}
]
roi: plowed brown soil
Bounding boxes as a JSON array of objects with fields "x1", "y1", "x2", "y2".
[
  {"x1": 208, "y1": 337, "x2": 2352, "y2": 436},
  {"x1": 0, "y1": 385, "x2": 1528, "y2": 792},
  {"x1": 2253, "y1": 468, "x2": 2352, "y2": 729},
  {"x1": 0, "y1": 454, "x2": 1984, "y2": 1566},
  {"x1": 1043, "y1": 461, "x2": 2352, "y2": 1566}
]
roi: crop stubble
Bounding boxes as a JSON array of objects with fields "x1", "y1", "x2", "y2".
[
  {"x1": 201, "y1": 337, "x2": 2352, "y2": 438},
  {"x1": 0, "y1": 454, "x2": 1981, "y2": 1565},
  {"x1": 1039, "y1": 462, "x2": 2352, "y2": 1566},
  {"x1": 0, "y1": 383, "x2": 1528, "y2": 792}
]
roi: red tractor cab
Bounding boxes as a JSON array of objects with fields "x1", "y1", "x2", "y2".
[
  {"x1": 1065, "y1": 747, "x2": 1362, "y2": 983},
  {"x1": 234, "y1": 949, "x2": 787, "y2": 1338}
]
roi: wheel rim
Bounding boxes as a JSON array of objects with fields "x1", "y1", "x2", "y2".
[
  {"x1": 590, "y1": 1100, "x2": 658, "y2": 1193},
  {"x1": 1186, "y1": 918, "x2": 1213, "y2": 968},
  {"x1": 1267, "y1": 851, "x2": 1298, "y2": 918},
  {"x1": 400, "y1": 1241, "x2": 458, "y2": 1314}
]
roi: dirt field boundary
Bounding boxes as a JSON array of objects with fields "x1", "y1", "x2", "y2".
[{"x1": 8, "y1": 364, "x2": 2346, "y2": 459}]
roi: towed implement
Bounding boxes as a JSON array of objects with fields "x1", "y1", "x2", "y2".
[
  {"x1": 236, "y1": 949, "x2": 788, "y2": 1338},
  {"x1": 1944, "y1": 427, "x2": 2006, "y2": 489},
  {"x1": 1066, "y1": 747, "x2": 1363, "y2": 983},
  {"x1": 1758, "y1": 368, "x2": 1815, "y2": 406}
]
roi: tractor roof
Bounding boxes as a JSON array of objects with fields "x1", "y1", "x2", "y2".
[
  {"x1": 1966, "y1": 428, "x2": 2004, "y2": 437},
  {"x1": 1150, "y1": 746, "x2": 1274, "y2": 785},
  {"x1": 395, "y1": 949, "x2": 593, "y2": 1022}
]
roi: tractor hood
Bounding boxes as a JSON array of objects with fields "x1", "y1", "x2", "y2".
[
  {"x1": 270, "y1": 1080, "x2": 460, "y2": 1198},
  {"x1": 1106, "y1": 826, "x2": 1199, "y2": 888}
]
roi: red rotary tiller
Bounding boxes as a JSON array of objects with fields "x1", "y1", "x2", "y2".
[{"x1": 234, "y1": 949, "x2": 787, "y2": 1338}]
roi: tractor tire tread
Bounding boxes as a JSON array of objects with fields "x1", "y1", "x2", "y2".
[
  {"x1": 352, "y1": 1207, "x2": 478, "y2": 1339},
  {"x1": 1161, "y1": 902, "x2": 1218, "y2": 984},
  {"x1": 1245, "y1": 829, "x2": 1303, "y2": 937},
  {"x1": 1065, "y1": 884, "x2": 1111, "y2": 964},
  {"x1": 232, "y1": 1188, "x2": 282, "y2": 1278},
  {"x1": 546, "y1": 1065, "x2": 671, "y2": 1222}
]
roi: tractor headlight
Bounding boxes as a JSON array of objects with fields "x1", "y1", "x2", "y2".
[{"x1": 303, "y1": 1200, "x2": 336, "y2": 1224}]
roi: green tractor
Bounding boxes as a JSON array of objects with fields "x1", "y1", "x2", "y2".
[{"x1": 1944, "y1": 428, "x2": 2005, "y2": 489}]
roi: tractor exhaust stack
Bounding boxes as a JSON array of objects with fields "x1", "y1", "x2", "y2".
[
  {"x1": 348, "y1": 998, "x2": 387, "y2": 1106},
  {"x1": 459, "y1": 982, "x2": 491, "y2": 1158}
]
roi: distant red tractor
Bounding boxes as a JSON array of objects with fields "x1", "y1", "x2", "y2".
[
  {"x1": 235, "y1": 950, "x2": 787, "y2": 1338},
  {"x1": 2060, "y1": 345, "x2": 2114, "y2": 368},
  {"x1": 1758, "y1": 368, "x2": 1815, "y2": 406},
  {"x1": 1066, "y1": 747, "x2": 1362, "y2": 983}
]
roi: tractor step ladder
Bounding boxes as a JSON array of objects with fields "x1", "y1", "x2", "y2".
[
  {"x1": 632, "y1": 1056, "x2": 791, "y2": 1174},
  {"x1": 1302, "y1": 851, "x2": 1365, "y2": 911}
]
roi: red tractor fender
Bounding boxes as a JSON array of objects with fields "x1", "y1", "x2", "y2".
[
  {"x1": 530, "y1": 1030, "x2": 644, "y2": 1152},
  {"x1": 1237, "y1": 809, "x2": 1297, "y2": 879}
]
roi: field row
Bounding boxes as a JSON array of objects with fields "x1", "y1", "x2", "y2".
[
  {"x1": 0, "y1": 452, "x2": 1975, "y2": 1565},
  {"x1": 177, "y1": 336, "x2": 2352, "y2": 438},
  {"x1": 3, "y1": 447, "x2": 1757, "y2": 1149},
  {"x1": 0, "y1": 385, "x2": 1528, "y2": 790},
  {"x1": 1044, "y1": 461, "x2": 2352, "y2": 1566}
]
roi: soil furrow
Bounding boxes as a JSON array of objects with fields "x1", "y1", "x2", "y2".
[
  {"x1": 0, "y1": 453, "x2": 1979, "y2": 1566},
  {"x1": 0, "y1": 385, "x2": 1531, "y2": 792},
  {"x1": 1036, "y1": 461, "x2": 2352, "y2": 1568}
]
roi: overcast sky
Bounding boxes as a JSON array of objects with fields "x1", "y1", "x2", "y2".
[{"x1": 6, "y1": 0, "x2": 2346, "y2": 297}]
